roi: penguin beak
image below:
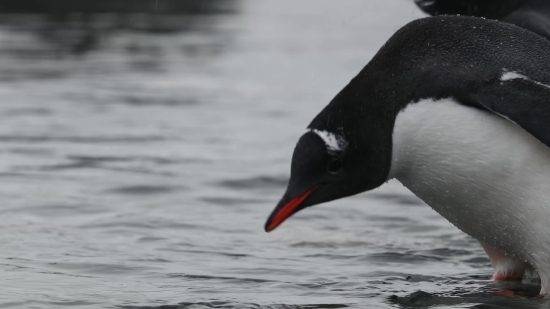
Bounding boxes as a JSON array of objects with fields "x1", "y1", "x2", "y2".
[{"x1": 264, "y1": 186, "x2": 318, "y2": 232}]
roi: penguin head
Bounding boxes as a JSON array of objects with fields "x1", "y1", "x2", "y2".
[{"x1": 264, "y1": 85, "x2": 393, "y2": 232}]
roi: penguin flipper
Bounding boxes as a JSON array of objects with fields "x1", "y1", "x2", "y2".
[{"x1": 472, "y1": 78, "x2": 550, "y2": 148}]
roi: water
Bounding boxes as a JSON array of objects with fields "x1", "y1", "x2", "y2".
[{"x1": 0, "y1": 0, "x2": 548, "y2": 308}]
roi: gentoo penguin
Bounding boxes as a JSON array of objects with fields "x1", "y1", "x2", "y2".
[
  {"x1": 264, "y1": 16, "x2": 550, "y2": 295},
  {"x1": 415, "y1": 0, "x2": 550, "y2": 40}
]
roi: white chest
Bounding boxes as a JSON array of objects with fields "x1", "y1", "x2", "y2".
[{"x1": 389, "y1": 98, "x2": 550, "y2": 261}]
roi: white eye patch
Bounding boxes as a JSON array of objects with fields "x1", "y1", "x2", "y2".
[{"x1": 305, "y1": 128, "x2": 347, "y2": 152}]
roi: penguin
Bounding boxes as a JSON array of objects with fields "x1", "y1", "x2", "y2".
[
  {"x1": 264, "y1": 16, "x2": 550, "y2": 296},
  {"x1": 415, "y1": 0, "x2": 550, "y2": 40}
]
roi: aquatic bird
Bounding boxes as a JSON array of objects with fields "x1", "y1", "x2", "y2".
[
  {"x1": 264, "y1": 16, "x2": 550, "y2": 296},
  {"x1": 415, "y1": 0, "x2": 550, "y2": 40}
]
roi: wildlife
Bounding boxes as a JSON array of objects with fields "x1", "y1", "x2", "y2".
[{"x1": 264, "y1": 16, "x2": 550, "y2": 296}]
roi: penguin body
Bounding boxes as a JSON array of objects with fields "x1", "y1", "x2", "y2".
[
  {"x1": 265, "y1": 16, "x2": 550, "y2": 295},
  {"x1": 392, "y1": 98, "x2": 550, "y2": 289}
]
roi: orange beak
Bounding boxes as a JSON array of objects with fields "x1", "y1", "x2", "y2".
[{"x1": 264, "y1": 187, "x2": 317, "y2": 232}]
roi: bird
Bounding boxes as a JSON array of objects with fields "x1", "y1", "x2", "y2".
[
  {"x1": 415, "y1": 0, "x2": 550, "y2": 40},
  {"x1": 264, "y1": 15, "x2": 550, "y2": 296}
]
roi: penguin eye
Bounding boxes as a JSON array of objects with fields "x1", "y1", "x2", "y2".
[{"x1": 327, "y1": 158, "x2": 342, "y2": 174}]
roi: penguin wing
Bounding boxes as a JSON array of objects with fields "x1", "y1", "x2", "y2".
[{"x1": 472, "y1": 77, "x2": 550, "y2": 148}]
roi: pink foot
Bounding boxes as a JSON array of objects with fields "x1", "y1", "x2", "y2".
[
  {"x1": 492, "y1": 271, "x2": 524, "y2": 282},
  {"x1": 480, "y1": 242, "x2": 526, "y2": 282},
  {"x1": 495, "y1": 290, "x2": 521, "y2": 298}
]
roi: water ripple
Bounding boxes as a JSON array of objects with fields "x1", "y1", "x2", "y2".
[
  {"x1": 0, "y1": 135, "x2": 169, "y2": 144},
  {"x1": 217, "y1": 176, "x2": 288, "y2": 191},
  {"x1": 108, "y1": 185, "x2": 185, "y2": 195},
  {"x1": 168, "y1": 273, "x2": 276, "y2": 284},
  {"x1": 120, "y1": 303, "x2": 349, "y2": 309}
]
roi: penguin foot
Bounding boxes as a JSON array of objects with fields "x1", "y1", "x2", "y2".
[
  {"x1": 480, "y1": 242, "x2": 526, "y2": 282},
  {"x1": 495, "y1": 290, "x2": 521, "y2": 298},
  {"x1": 492, "y1": 270, "x2": 524, "y2": 282}
]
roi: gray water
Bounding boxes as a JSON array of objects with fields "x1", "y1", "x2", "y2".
[{"x1": 0, "y1": 0, "x2": 548, "y2": 308}]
